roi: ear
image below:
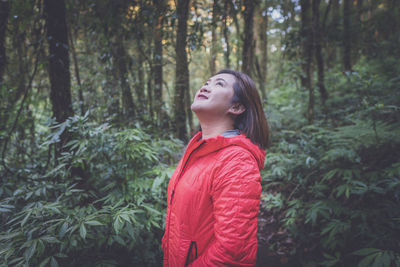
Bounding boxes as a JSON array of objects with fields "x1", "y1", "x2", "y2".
[{"x1": 228, "y1": 102, "x2": 246, "y2": 116}]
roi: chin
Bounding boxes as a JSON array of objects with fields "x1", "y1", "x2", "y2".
[{"x1": 191, "y1": 102, "x2": 202, "y2": 112}]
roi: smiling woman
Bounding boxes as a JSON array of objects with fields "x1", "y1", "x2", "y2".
[{"x1": 162, "y1": 70, "x2": 269, "y2": 266}]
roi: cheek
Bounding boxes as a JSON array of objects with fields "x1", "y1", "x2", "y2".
[{"x1": 219, "y1": 90, "x2": 234, "y2": 106}]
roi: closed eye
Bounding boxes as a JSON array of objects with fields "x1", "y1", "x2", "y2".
[{"x1": 216, "y1": 82, "x2": 223, "y2": 86}]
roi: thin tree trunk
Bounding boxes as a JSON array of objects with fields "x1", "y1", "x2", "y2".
[
  {"x1": 174, "y1": 0, "x2": 190, "y2": 141},
  {"x1": 0, "y1": 0, "x2": 9, "y2": 85},
  {"x1": 185, "y1": 77, "x2": 193, "y2": 135},
  {"x1": 242, "y1": 0, "x2": 255, "y2": 75},
  {"x1": 137, "y1": 48, "x2": 145, "y2": 118},
  {"x1": 147, "y1": 74, "x2": 153, "y2": 120},
  {"x1": 322, "y1": 0, "x2": 332, "y2": 30},
  {"x1": 95, "y1": 2, "x2": 121, "y2": 121},
  {"x1": 210, "y1": 0, "x2": 219, "y2": 75},
  {"x1": 229, "y1": 1, "x2": 241, "y2": 70},
  {"x1": 222, "y1": 0, "x2": 230, "y2": 68},
  {"x1": 255, "y1": 4, "x2": 268, "y2": 101},
  {"x1": 114, "y1": 36, "x2": 135, "y2": 120},
  {"x1": 0, "y1": 1, "x2": 10, "y2": 132},
  {"x1": 313, "y1": 0, "x2": 328, "y2": 105},
  {"x1": 343, "y1": 0, "x2": 352, "y2": 71},
  {"x1": 44, "y1": 0, "x2": 74, "y2": 127},
  {"x1": 300, "y1": 0, "x2": 314, "y2": 123},
  {"x1": 68, "y1": 28, "x2": 85, "y2": 116},
  {"x1": 153, "y1": 0, "x2": 164, "y2": 124},
  {"x1": 354, "y1": 0, "x2": 363, "y2": 61},
  {"x1": 102, "y1": 60, "x2": 120, "y2": 120},
  {"x1": 327, "y1": 0, "x2": 339, "y2": 67}
]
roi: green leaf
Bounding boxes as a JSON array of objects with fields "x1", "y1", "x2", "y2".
[
  {"x1": 113, "y1": 217, "x2": 124, "y2": 234},
  {"x1": 0, "y1": 208, "x2": 12, "y2": 212},
  {"x1": 0, "y1": 232, "x2": 20, "y2": 241},
  {"x1": 142, "y1": 204, "x2": 161, "y2": 215},
  {"x1": 345, "y1": 186, "x2": 350, "y2": 198},
  {"x1": 50, "y1": 256, "x2": 58, "y2": 267},
  {"x1": 21, "y1": 210, "x2": 32, "y2": 227},
  {"x1": 39, "y1": 257, "x2": 50, "y2": 267},
  {"x1": 372, "y1": 252, "x2": 384, "y2": 267},
  {"x1": 41, "y1": 236, "x2": 59, "y2": 243},
  {"x1": 381, "y1": 252, "x2": 391, "y2": 267},
  {"x1": 358, "y1": 253, "x2": 378, "y2": 267},
  {"x1": 59, "y1": 222, "x2": 68, "y2": 239},
  {"x1": 113, "y1": 235, "x2": 126, "y2": 246},
  {"x1": 119, "y1": 214, "x2": 130, "y2": 222},
  {"x1": 353, "y1": 248, "x2": 381, "y2": 256},
  {"x1": 23, "y1": 240, "x2": 36, "y2": 261},
  {"x1": 79, "y1": 224, "x2": 87, "y2": 240},
  {"x1": 85, "y1": 220, "x2": 103, "y2": 226}
]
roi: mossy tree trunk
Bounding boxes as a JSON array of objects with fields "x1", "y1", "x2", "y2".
[
  {"x1": 242, "y1": 0, "x2": 256, "y2": 75},
  {"x1": 44, "y1": 0, "x2": 74, "y2": 149},
  {"x1": 300, "y1": 0, "x2": 314, "y2": 123},
  {"x1": 313, "y1": 0, "x2": 328, "y2": 105},
  {"x1": 174, "y1": 0, "x2": 190, "y2": 141}
]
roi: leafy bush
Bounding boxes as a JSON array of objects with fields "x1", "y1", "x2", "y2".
[
  {"x1": 260, "y1": 59, "x2": 400, "y2": 266},
  {"x1": 0, "y1": 112, "x2": 181, "y2": 266}
]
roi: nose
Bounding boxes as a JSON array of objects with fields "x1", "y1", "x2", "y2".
[{"x1": 200, "y1": 87, "x2": 209, "y2": 93}]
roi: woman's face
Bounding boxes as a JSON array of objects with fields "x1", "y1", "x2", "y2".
[{"x1": 191, "y1": 73, "x2": 237, "y2": 117}]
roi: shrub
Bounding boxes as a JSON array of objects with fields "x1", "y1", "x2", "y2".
[
  {"x1": 260, "y1": 59, "x2": 400, "y2": 266},
  {"x1": 0, "y1": 112, "x2": 182, "y2": 266}
]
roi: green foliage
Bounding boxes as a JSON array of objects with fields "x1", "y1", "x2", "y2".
[
  {"x1": 261, "y1": 58, "x2": 400, "y2": 266},
  {"x1": 0, "y1": 112, "x2": 182, "y2": 266}
]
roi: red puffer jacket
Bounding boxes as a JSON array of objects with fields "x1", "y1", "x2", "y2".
[{"x1": 162, "y1": 131, "x2": 265, "y2": 266}]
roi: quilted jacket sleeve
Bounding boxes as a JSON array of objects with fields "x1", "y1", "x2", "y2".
[{"x1": 190, "y1": 148, "x2": 262, "y2": 266}]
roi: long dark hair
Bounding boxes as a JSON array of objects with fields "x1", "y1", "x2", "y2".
[{"x1": 217, "y1": 69, "x2": 270, "y2": 149}]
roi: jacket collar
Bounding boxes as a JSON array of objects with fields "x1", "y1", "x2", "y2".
[{"x1": 184, "y1": 131, "x2": 265, "y2": 170}]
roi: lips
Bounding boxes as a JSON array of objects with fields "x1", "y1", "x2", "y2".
[{"x1": 197, "y1": 93, "x2": 208, "y2": 100}]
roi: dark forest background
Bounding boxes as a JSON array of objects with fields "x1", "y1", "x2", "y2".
[{"x1": 1, "y1": 0, "x2": 399, "y2": 266}]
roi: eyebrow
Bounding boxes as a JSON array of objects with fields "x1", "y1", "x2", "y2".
[
  {"x1": 206, "y1": 78, "x2": 227, "y2": 84},
  {"x1": 207, "y1": 78, "x2": 226, "y2": 83}
]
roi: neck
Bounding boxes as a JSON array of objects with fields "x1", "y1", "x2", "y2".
[{"x1": 199, "y1": 119, "x2": 234, "y2": 139}]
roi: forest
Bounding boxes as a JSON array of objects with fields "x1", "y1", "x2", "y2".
[{"x1": 0, "y1": 0, "x2": 399, "y2": 266}]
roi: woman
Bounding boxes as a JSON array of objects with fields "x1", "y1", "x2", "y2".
[{"x1": 162, "y1": 69, "x2": 269, "y2": 266}]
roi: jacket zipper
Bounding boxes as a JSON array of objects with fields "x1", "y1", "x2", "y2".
[
  {"x1": 184, "y1": 241, "x2": 198, "y2": 267},
  {"x1": 166, "y1": 141, "x2": 204, "y2": 265}
]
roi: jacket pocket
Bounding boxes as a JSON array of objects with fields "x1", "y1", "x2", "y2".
[{"x1": 184, "y1": 241, "x2": 197, "y2": 267}]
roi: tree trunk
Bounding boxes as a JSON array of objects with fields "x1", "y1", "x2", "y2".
[
  {"x1": 313, "y1": 0, "x2": 328, "y2": 105},
  {"x1": 0, "y1": 0, "x2": 10, "y2": 133},
  {"x1": 222, "y1": 0, "x2": 230, "y2": 69},
  {"x1": 327, "y1": 0, "x2": 339, "y2": 67},
  {"x1": 343, "y1": 0, "x2": 352, "y2": 71},
  {"x1": 137, "y1": 47, "x2": 145, "y2": 119},
  {"x1": 44, "y1": 0, "x2": 74, "y2": 126},
  {"x1": 114, "y1": 35, "x2": 135, "y2": 120},
  {"x1": 242, "y1": 0, "x2": 256, "y2": 75},
  {"x1": 354, "y1": 0, "x2": 363, "y2": 61},
  {"x1": 300, "y1": 0, "x2": 314, "y2": 123},
  {"x1": 210, "y1": 0, "x2": 219, "y2": 75},
  {"x1": 255, "y1": 4, "x2": 268, "y2": 101},
  {"x1": 68, "y1": 28, "x2": 85, "y2": 116},
  {"x1": 229, "y1": 1, "x2": 241, "y2": 70},
  {"x1": 0, "y1": 0, "x2": 9, "y2": 85},
  {"x1": 174, "y1": 0, "x2": 190, "y2": 141},
  {"x1": 147, "y1": 73, "x2": 153, "y2": 121},
  {"x1": 102, "y1": 59, "x2": 120, "y2": 120},
  {"x1": 321, "y1": 0, "x2": 332, "y2": 30},
  {"x1": 185, "y1": 76, "x2": 193, "y2": 135},
  {"x1": 153, "y1": 0, "x2": 164, "y2": 125}
]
